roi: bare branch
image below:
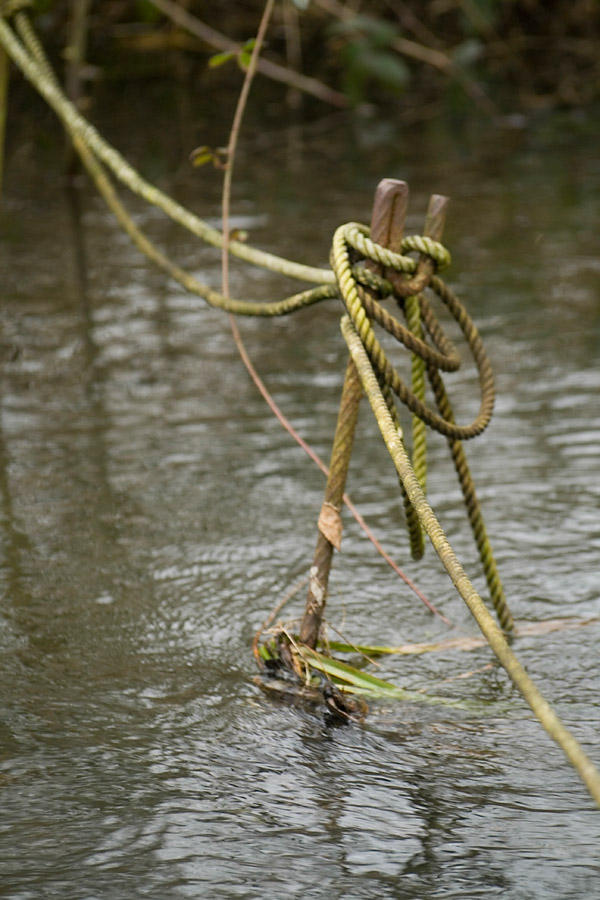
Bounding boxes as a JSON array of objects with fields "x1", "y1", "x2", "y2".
[{"x1": 145, "y1": 0, "x2": 350, "y2": 108}]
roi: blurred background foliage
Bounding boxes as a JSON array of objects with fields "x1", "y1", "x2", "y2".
[{"x1": 17, "y1": 0, "x2": 600, "y2": 118}]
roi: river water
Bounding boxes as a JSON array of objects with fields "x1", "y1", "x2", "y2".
[{"x1": 1, "y1": 84, "x2": 600, "y2": 897}]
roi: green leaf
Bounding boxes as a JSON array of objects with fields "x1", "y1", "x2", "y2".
[
  {"x1": 189, "y1": 145, "x2": 229, "y2": 169},
  {"x1": 297, "y1": 645, "x2": 503, "y2": 712},
  {"x1": 323, "y1": 640, "x2": 393, "y2": 656},
  {"x1": 298, "y1": 646, "x2": 409, "y2": 697},
  {"x1": 258, "y1": 642, "x2": 275, "y2": 661},
  {"x1": 237, "y1": 38, "x2": 258, "y2": 71},
  {"x1": 212, "y1": 147, "x2": 229, "y2": 170},
  {"x1": 189, "y1": 146, "x2": 214, "y2": 167},
  {"x1": 208, "y1": 50, "x2": 235, "y2": 69},
  {"x1": 135, "y1": 0, "x2": 162, "y2": 23}
]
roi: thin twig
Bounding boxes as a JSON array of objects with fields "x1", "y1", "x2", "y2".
[
  {"x1": 221, "y1": 0, "x2": 275, "y2": 299},
  {"x1": 228, "y1": 314, "x2": 450, "y2": 623},
  {"x1": 252, "y1": 576, "x2": 308, "y2": 667},
  {"x1": 216, "y1": 0, "x2": 447, "y2": 625}
]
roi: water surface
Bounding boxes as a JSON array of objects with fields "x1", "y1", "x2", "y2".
[{"x1": 1, "y1": 91, "x2": 600, "y2": 897}]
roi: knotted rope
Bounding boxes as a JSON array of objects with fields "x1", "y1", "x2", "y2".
[
  {"x1": 335, "y1": 224, "x2": 495, "y2": 440},
  {"x1": 329, "y1": 222, "x2": 513, "y2": 632},
  {"x1": 2, "y1": 8, "x2": 600, "y2": 806},
  {"x1": 342, "y1": 313, "x2": 600, "y2": 808}
]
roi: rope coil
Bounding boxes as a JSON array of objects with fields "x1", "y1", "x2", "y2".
[
  {"x1": 332, "y1": 223, "x2": 495, "y2": 441},
  {"x1": 344, "y1": 224, "x2": 451, "y2": 274}
]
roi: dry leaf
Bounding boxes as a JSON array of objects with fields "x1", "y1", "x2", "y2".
[{"x1": 318, "y1": 502, "x2": 342, "y2": 550}]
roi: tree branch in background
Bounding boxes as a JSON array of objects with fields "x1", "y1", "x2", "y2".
[
  {"x1": 145, "y1": 0, "x2": 349, "y2": 108},
  {"x1": 315, "y1": 0, "x2": 498, "y2": 116}
]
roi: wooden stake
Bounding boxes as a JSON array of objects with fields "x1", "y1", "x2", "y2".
[{"x1": 299, "y1": 179, "x2": 409, "y2": 647}]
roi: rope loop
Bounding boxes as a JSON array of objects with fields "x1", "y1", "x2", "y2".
[
  {"x1": 342, "y1": 224, "x2": 451, "y2": 274},
  {"x1": 402, "y1": 234, "x2": 451, "y2": 270},
  {"x1": 343, "y1": 223, "x2": 417, "y2": 274},
  {"x1": 331, "y1": 222, "x2": 495, "y2": 441}
]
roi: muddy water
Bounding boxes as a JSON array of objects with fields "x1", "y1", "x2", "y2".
[{"x1": 1, "y1": 91, "x2": 600, "y2": 898}]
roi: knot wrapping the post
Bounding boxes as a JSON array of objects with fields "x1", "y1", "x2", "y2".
[
  {"x1": 330, "y1": 221, "x2": 495, "y2": 441},
  {"x1": 338, "y1": 223, "x2": 451, "y2": 278}
]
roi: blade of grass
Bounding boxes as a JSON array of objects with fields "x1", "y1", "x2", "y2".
[{"x1": 297, "y1": 644, "x2": 498, "y2": 712}]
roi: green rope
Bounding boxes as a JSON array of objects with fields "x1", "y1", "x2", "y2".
[
  {"x1": 426, "y1": 363, "x2": 514, "y2": 632},
  {"x1": 341, "y1": 313, "x2": 600, "y2": 808},
  {"x1": 10, "y1": 12, "x2": 338, "y2": 318},
  {"x1": 7, "y1": 10, "x2": 509, "y2": 625},
  {"x1": 331, "y1": 224, "x2": 512, "y2": 630},
  {"x1": 0, "y1": 14, "x2": 333, "y2": 286},
  {"x1": 9, "y1": 8, "x2": 600, "y2": 806},
  {"x1": 332, "y1": 223, "x2": 495, "y2": 441},
  {"x1": 404, "y1": 291, "x2": 427, "y2": 560}
]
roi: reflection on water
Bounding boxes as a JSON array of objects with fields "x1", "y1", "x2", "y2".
[{"x1": 1, "y1": 94, "x2": 600, "y2": 897}]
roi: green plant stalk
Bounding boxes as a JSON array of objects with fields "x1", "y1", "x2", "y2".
[
  {"x1": 341, "y1": 312, "x2": 600, "y2": 808},
  {"x1": 325, "y1": 617, "x2": 600, "y2": 658}
]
